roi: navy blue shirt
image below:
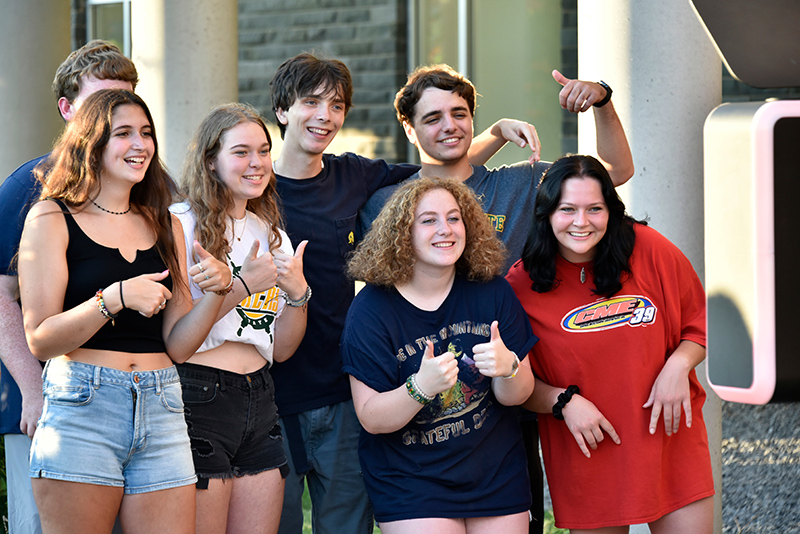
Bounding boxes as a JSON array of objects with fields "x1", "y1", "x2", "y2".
[
  {"x1": 0, "y1": 155, "x2": 46, "y2": 434},
  {"x1": 271, "y1": 153, "x2": 418, "y2": 416},
  {"x1": 341, "y1": 276, "x2": 538, "y2": 521}
]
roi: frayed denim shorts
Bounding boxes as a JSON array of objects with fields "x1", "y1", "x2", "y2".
[
  {"x1": 29, "y1": 359, "x2": 197, "y2": 494},
  {"x1": 176, "y1": 362, "x2": 287, "y2": 488}
]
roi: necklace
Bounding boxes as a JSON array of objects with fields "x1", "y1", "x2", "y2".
[
  {"x1": 91, "y1": 198, "x2": 131, "y2": 215},
  {"x1": 580, "y1": 267, "x2": 586, "y2": 284},
  {"x1": 233, "y1": 214, "x2": 247, "y2": 241}
]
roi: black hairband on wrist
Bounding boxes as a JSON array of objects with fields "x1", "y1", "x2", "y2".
[{"x1": 552, "y1": 385, "x2": 581, "y2": 420}]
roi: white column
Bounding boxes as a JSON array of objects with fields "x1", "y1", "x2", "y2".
[
  {"x1": 131, "y1": 0, "x2": 238, "y2": 178},
  {"x1": 577, "y1": 1, "x2": 723, "y2": 532},
  {"x1": 0, "y1": 0, "x2": 70, "y2": 179}
]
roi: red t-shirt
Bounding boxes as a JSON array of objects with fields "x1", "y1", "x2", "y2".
[{"x1": 506, "y1": 224, "x2": 714, "y2": 529}]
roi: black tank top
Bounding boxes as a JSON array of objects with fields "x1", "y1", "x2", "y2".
[{"x1": 56, "y1": 199, "x2": 172, "y2": 353}]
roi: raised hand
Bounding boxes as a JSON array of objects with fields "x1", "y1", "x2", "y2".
[
  {"x1": 472, "y1": 321, "x2": 517, "y2": 377},
  {"x1": 189, "y1": 241, "x2": 233, "y2": 293},
  {"x1": 415, "y1": 340, "x2": 459, "y2": 397},
  {"x1": 237, "y1": 239, "x2": 278, "y2": 296},
  {"x1": 492, "y1": 119, "x2": 541, "y2": 164},
  {"x1": 552, "y1": 69, "x2": 609, "y2": 113},
  {"x1": 274, "y1": 240, "x2": 308, "y2": 300},
  {"x1": 120, "y1": 270, "x2": 173, "y2": 317}
]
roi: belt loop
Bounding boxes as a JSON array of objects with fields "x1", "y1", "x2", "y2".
[
  {"x1": 93, "y1": 366, "x2": 101, "y2": 389},
  {"x1": 217, "y1": 369, "x2": 226, "y2": 392},
  {"x1": 155, "y1": 369, "x2": 162, "y2": 395}
]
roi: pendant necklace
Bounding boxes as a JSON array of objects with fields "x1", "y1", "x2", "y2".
[
  {"x1": 580, "y1": 267, "x2": 586, "y2": 284},
  {"x1": 233, "y1": 214, "x2": 247, "y2": 241}
]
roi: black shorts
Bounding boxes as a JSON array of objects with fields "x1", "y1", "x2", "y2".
[{"x1": 177, "y1": 361, "x2": 288, "y2": 487}]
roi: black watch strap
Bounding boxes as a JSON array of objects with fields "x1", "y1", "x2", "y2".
[{"x1": 593, "y1": 80, "x2": 612, "y2": 108}]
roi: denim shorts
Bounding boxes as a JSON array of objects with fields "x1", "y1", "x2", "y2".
[
  {"x1": 30, "y1": 359, "x2": 196, "y2": 494},
  {"x1": 177, "y1": 362, "x2": 287, "y2": 486}
]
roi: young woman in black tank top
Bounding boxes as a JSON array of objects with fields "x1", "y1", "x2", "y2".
[{"x1": 18, "y1": 89, "x2": 232, "y2": 534}]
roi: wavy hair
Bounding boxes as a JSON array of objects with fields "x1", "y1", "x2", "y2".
[
  {"x1": 34, "y1": 88, "x2": 182, "y2": 287},
  {"x1": 52, "y1": 40, "x2": 138, "y2": 104},
  {"x1": 394, "y1": 64, "x2": 477, "y2": 125},
  {"x1": 349, "y1": 178, "x2": 506, "y2": 286},
  {"x1": 178, "y1": 102, "x2": 283, "y2": 262},
  {"x1": 520, "y1": 155, "x2": 644, "y2": 297}
]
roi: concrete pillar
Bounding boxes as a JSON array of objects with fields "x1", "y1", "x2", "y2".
[
  {"x1": 131, "y1": 0, "x2": 238, "y2": 178},
  {"x1": 577, "y1": 1, "x2": 723, "y2": 532},
  {"x1": 0, "y1": 0, "x2": 70, "y2": 179}
]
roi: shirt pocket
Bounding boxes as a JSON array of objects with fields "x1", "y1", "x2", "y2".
[{"x1": 335, "y1": 214, "x2": 357, "y2": 259}]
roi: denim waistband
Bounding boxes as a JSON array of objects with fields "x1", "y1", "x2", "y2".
[
  {"x1": 43, "y1": 358, "x2": 180, "y2": 391},
  {"x1": 176, "y1": 361, "x2": 271, "y2": 391}
]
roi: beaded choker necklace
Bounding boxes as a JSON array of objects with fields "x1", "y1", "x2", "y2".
[{"x1": 91, "y1": 198, "x2": 131, "y2": 215}]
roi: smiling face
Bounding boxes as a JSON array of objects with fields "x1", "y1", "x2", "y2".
[
  {"x1": 276, "y1": 85, "x2": 346, "y2": 156},
  {"x1": 405, "y1": 87, "x2": 474, "y2": 165},
  {"x1": 100, "y1": 104, "x2": 154, "y2": 186},
  {"x1": 549, "y1": 176, "x2": 609, "y2": 263},
  {"x1": 410, "y1": 188, "x2": 466, "y2": 276},
  {"x1": 211, "y1": 121, "x2": 272, "y2": 217}
]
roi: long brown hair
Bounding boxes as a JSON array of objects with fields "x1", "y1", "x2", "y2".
[
  {"x1": 35, "y1": 88, "x2": 183, "y2": 286},
  {"x1": 178, "y1": 102, "x2": 283, "y2": 262}
]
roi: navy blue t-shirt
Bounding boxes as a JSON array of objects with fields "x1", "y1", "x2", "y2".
[
  {"x1": 341, "y1": 276, "x2": 538, "y2": 522},
  {"x1": 0, "y1": 155, "x2": 46, "y2": 434},
  {"x1": 271, "y1": 153, "x2": 418, "y2": 416}
]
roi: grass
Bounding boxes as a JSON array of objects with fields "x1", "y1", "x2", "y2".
[{"x1": 301, "y1": 483, "x2": 569, "y2": 533}]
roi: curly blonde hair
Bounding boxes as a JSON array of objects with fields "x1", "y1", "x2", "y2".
[
  {"x1": 348, "y1": 177, "x2": 506, "y2": 286},
  {"x1": 178, "y1": 103, "x2": 283, "y2": 262}
]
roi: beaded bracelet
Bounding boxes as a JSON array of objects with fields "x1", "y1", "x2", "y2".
[
  {"x1": 405, "y1": 373, "x2": 434, "y2": 405},
  {"x1": 282, "y1": 286, "x2": 312, "y2": 307},
  {"x1": 552, "y1": 385, "x2": 580, "y2": 420},
  {"x1": 95, "y1": 289, "x2": 119, "y2": 326}
]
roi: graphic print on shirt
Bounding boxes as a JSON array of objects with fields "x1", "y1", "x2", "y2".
[
  {"x1": 230, "y1": 259, "x2": 281, "y2": 338},
  {"x1": 394, "y1": 320, "x2": 492, "y2": 427},
  {"x1": 561, "y1": 294, "x2": 657, "y2": 333}
]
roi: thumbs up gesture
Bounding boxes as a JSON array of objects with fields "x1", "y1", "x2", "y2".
[
  {"x1": 274, "y1": 240, "x2": 308, "y2": 301},
  {"x1": 552, "y1": 69, "x2": 609, "y2": 113},
  {"x1": 472, "y1": 321, "x2": 516, "y2": 378},
  {"x1": 237, "y1": 239, "x2": 278, "y2": 295},
  {"x1": 416, "y1": 340, "x2": 459, "y2": 397},
  {"x1": 190, "y1": 241, "x2": 233, "y2": 293}
]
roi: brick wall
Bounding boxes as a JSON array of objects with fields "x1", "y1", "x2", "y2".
[{"x1": 237, "y1": 0, "x2": 410, "y2": 162}]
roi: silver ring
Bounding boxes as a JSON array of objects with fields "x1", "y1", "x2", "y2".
[
  {"x1": 160, "y1": 300, "x2": 166, "y2": 308},
  {"x1": 198, "y1": 264, "x2": 205, "y2": 272},
  {"x1": 204, "y1": 274, "x2": 210, "y2": 280}
]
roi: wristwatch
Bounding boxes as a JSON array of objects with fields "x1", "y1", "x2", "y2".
[{"x1": 593, "y1": 80, "x2": 612, "y2": 107}]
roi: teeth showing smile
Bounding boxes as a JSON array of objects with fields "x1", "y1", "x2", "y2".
[
  {"x1": 440, "y1": 137, "x2": 460, "y2": 145},
  {"x1": 433, "y1": 242, "x2": 454, "y2": 248},
  {"x1": 242, "y1": 175, "x2": 262, "y2": 182},
  {"x1": 308, "y1": 127, "x2": 328, "y2": 135},
  {"x1": 570, "y1": 232, "x2": 590, "y2": 237},
  {"x1": 125, "y1": 157, "x2": 145, "y2": 164}
]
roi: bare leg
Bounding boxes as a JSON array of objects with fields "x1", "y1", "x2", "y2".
[
  {"x1": 649, "y1": 496, "x2": 713, "y2": 534},
  {"x1": 32, "y1": 479, "x2": 121, "y2": 534},
  {"x1": 379, "y1": 517, "x2": 466, "y2": 534},
  {"x1": 465, "y1": 512, "x2": 529, "y2": 534},
  {"x1": 227, "y1": 469, "x2": 285, "y2": 534},
  {"x1": 119, "y1": 484, "x2": 196, "y2": 534},
  {"x1": 190, "y1": 479, "x2": 233, "y2": 534}
]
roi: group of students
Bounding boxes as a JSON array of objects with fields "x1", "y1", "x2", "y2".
[{"x1": 0, "y1": 39, "x2": 715, "y2": 534}]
